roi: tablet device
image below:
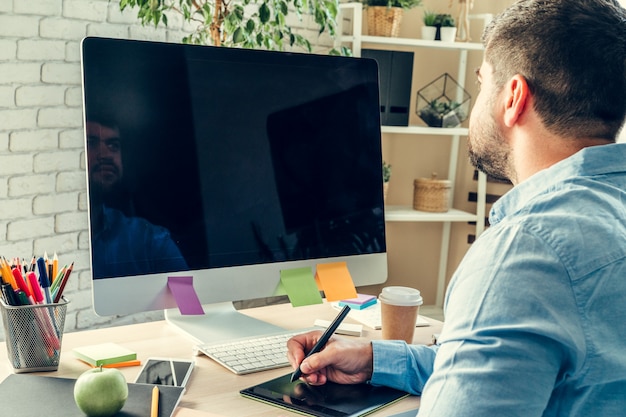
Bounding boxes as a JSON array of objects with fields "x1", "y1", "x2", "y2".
[{"x1": 240, "y1": 373, "x2": 409, "y2": 417}]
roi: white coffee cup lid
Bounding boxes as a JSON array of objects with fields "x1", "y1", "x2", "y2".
[{"x1": 379, "y1": 286, "x2": 423, "y2": 306}]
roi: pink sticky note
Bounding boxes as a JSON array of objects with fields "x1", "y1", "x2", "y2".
[{"x1": 167, "y1": 276, "x2": 205, "y2": 315}]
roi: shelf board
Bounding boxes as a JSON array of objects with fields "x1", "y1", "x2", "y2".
[
  {"x1": 341, "y1": 35, "x2": 484, "y2": 51},
  {"x1": 381, "y1": 125, "x2": 468, "y2": 136},
  {"x1": 384, "y1": 205, "x2": 478, "y2": 222}
]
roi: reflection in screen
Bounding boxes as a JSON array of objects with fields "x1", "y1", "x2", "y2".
[{"x1": 82, "y1": 39, "x2": 385, "y2": 280}]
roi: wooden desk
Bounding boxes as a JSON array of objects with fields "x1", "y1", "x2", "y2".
[{"x1": 0, "y1": 302, "x2": 442, "y2": 416}]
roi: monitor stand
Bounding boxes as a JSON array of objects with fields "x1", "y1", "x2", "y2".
[{"x1": 164, "y1": 302, "x2": 286, "y2": 345}]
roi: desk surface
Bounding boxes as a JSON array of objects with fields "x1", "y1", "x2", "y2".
[{"x1": 0, "y1": 302, "x2": 442, "y2": 417}]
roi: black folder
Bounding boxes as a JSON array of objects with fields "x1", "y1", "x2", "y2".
[
  {"x1": 241, "y1": 373, "x2": 409, "y2": 417},
  {"x1": 0, "y1": 373, "x2": 184, "y2": 417}
]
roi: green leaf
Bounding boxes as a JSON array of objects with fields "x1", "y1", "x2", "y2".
[
  {"x1": 277, "y1": 10, "x2": 285, "y2": 26},
  {"x1": 246, "y1": 19, "x2": 256, "y2": 33},
  {"x1": 116, "y1": 0, "x2": 341, "y2": 53},
  {"x1": 279, "y1": 0, "x2": 288, "y2": 15},
  {"x1": 233, "y1": 4, "x2": 245, "y2": 20},
  {"x1": 259, "y1": 2, "x2": 271, "y2": 24},
  {"x1": 233, "y1": 27, "x2": 246, "y2": 43}
]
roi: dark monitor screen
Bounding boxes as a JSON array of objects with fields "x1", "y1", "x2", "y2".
[{"x1": 81, "y1": 37, "x2": 387, "y2": 320}]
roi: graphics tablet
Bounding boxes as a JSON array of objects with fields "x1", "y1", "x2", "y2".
[{"x1": 240, "y1": 373, "x2": 409, "y2": 417}]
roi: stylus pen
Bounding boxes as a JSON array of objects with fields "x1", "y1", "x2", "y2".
[{"x1": 290, "y1": 304, "x2": 351, "y2": 382}]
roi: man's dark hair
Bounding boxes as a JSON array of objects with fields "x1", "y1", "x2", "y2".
[
  {"x1": 483, "y1": 0, "x2": 626, "y2": 141},
  {"x1": 84, "y1": 108, "x2": 121, "y2": 133}
]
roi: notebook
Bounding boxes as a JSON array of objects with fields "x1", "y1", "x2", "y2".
[
  {"x1": 241, "y1": 373, "x2": 409, "y2": 417},
  {"x1": 0, "y1": 374, "x2": 184, "y2": 417}
]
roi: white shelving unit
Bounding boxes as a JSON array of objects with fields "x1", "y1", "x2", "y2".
[{"x1": 339, "y1": 3, "x2": 488, "y2": 306}]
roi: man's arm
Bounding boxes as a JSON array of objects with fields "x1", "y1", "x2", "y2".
[
  {"x1": 417, "y1": 225, "x2": 582, "y2": 416},
  {"x1": 371, "y1": 341, "x2": 438, "y2": 395}
]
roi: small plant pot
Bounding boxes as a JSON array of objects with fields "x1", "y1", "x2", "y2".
[
  {"x1": 416, "y1": 73, "x2": 471, "y2": 128},
  {"x1": 440, "y1": 27, "x2": 457, "y2": 42},
  {"x1": 421, "y1": 26, "x2": 437, "y2": 40}
]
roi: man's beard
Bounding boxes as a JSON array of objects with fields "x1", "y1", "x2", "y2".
[{"x1": 468, "y1": 112, "x2": 512, "y2": 183}]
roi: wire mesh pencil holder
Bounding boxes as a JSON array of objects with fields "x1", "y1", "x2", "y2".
[{"x1": 0, "y1": 298, "x2": 68, "y2": 373}]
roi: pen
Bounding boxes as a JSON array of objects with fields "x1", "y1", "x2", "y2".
[
  {"x1": 290, "y1": 304, "x2": 351, "y2": 382},
  {"x1": 151, "y1": 385, "x2": 159, "y2": 417},
  {"x1": 12, "y1": 267, "x2": 33, "y2": 301},
  {"x1": 26, "y1": 271, "x2": 61, "y2": 349},
  {"x1": 37, "y1": 257, "x2": 52, "y2": 304},
  {"x1": 27, "y1": 272, "x2": 44, "y2": 305},
  {"x1": 1, "y1": 283, "x2": 19, "y2": 306}
]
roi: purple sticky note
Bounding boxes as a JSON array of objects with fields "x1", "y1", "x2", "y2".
[{"x1": 167, "y1": 276, "x2": 205, "y2": 315}]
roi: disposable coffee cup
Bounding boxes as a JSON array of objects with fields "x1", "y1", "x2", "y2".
[{"x1": 379, "y1": 286, "x2": 423, "y2": 343}]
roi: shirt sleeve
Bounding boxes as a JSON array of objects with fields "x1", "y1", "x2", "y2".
[
  {"x1": 370, "y1": 340, "x2": 438, "y2": 395},
  {"x1": 416, "y1": 224, "x2": 583, "y2": 417}
]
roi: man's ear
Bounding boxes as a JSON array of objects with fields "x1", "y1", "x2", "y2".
[{"x1": 503, "y1": 74, "x2": 530, "y2": 128}]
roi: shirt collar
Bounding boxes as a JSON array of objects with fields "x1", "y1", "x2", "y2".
[{"x1": 489, "y1": 143, "x2": 626, "y2": 225}]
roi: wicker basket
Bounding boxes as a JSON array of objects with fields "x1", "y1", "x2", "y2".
[
  {"x1": 413, "y1": 173, "x2": 451, "y2": 212},
  {"x1": 367, "y1": 6, "x2": 403, "y2": 37}
]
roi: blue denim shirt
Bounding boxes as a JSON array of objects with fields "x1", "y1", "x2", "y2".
[
  {"x1": 91, "y1": 207, "x2": 188, "y2": 279},
  {"x1": 371, "y1": 143, "x2": 626, "y2": 416}
]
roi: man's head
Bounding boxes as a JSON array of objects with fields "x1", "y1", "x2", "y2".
[
  {"x1": 86, "y1": 120, "x2": 123, "y2": 196},
  {"x1": 468, "y1": 0, "x2": 626, "y2": 182}
]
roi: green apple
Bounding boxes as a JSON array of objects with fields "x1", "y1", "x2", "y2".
[{"x1": 74, "y1": 367, "x2": 129, "y2": 417}]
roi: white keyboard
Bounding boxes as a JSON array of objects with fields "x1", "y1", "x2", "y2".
[{"x1": 195, "y1": 329, "x2": 312, "y2": 375}]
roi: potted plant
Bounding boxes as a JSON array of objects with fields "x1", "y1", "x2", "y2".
[
  {"x1": 118, "y1": 0, "x2": 342, "y2": 53},
  {"x1": 362, "y1": 0, "x2": 423, "y2": 37},
  {"x1": 382, "y1": 160, "x2": 392, "y2": 202},
  {"x1": 416, "y1": 73, "x2": 471, "y2": 128},
  {"x1": 422, "y1": 12, "x2": 456, "y2": 41},
  {"x1": 418, "y1": 99, "x2": 466, "y2": 128},
  {"x1": 438, "y1": 14, "x2": 457, "y2": 42},
  {"x1": 421, "y1": 10, "x2": 438, "y2": 40}
]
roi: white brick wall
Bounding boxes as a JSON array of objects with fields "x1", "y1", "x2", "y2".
[{"x1": 0, "y1": 0, "x2": 333, "y2": 341}]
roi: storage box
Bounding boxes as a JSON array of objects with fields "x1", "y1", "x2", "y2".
[
  {"x1": 362, "y1": 49, "x2": 414, "y2": 126},
  {"x1": 413, "y1": 174, "x2": 451, "y2": 212}
]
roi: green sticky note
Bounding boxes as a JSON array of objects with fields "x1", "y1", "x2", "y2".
[
  {"x1": 280, "y1": 267, "x2": 323, "y2": 307},
  {"x1": 273, "y1": 279, "x2": 287, "y2": 296}
]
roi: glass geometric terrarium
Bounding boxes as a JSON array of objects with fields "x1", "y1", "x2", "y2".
[{"x1": 416, "y1": 73, "x2": 471, "y2": 128}]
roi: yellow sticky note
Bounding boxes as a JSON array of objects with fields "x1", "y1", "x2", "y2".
[{"x1": 315, "y1": 262, "x2": 357, "y2": 302}]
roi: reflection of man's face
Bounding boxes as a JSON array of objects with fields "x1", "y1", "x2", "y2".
[{"x1": 86, "y1": 121, "x2": 123, "y2": 193}]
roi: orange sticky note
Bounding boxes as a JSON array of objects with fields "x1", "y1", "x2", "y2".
[{"x1": 315, "y1": 262, "x2": 357, "y2": 302}]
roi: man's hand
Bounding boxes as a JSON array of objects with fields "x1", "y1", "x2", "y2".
[{"x1": 286, "y1": 330, "x2": 374, "y2": 386}]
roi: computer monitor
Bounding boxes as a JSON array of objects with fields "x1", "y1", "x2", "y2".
[{"x1": 81, "y1": 37, "x2": 387, "y2": 343}]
